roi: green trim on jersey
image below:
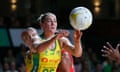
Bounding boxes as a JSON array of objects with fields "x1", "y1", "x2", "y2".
[{"x1": 31, "y1": 53, "x2": 39, "y2": 72}]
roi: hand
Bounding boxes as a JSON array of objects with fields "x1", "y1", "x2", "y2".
[
  {"x1": 74, "y1": 30, "x2": 83, "y2": 42},
  {"x1": 21, "y1": 31, "x2": 33, "y2": 47},
  {"x1": 101, "y1": 42, "x2": 120, "y2": 61},
  {"x1": 55, "y1": 30, "x2": 69, "y2": 39}
]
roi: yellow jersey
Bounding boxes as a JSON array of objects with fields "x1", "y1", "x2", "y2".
[{"x1": 25, "y1": 40, "x2": 61, "y2": 72}]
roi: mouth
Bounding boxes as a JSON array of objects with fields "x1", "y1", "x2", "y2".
[
  {"x1": 51, "y1": 27, "x2": 56, "y2": 30},
  {"x1": 51, "y1": 26, "x2": 55, "y2": 28}
]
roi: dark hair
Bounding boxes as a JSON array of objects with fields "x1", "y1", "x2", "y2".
[{"x1": 37, "y1": 12, "x2": 56, "y2": 23}]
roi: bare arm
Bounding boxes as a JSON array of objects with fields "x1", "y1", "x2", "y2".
[
  {"x1": 60, "y1": 30, "x2": 83, "y2": 57},
  {"x1": 21, "y1": 30, "x2": 69, "y2": 53}
]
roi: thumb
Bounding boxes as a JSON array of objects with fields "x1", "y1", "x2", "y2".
[{"x1": 116, "y1": 43, "x2": 120, "y2": 50}]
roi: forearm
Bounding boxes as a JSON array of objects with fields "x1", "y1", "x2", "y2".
[
  {"x1": 73, "y1": 30, "x2": 83, "y2": 57},
  {"x1": 35, "y1": 36, "x2": 57, "y2": 52},
  {"x1": 74, "y1": 40, "x2": 82, "y2": 57},
  {"x1": 63, "y1": 41, "x2": 82, "y2": 57}
]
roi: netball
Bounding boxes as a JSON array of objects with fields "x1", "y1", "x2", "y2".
[{"x1": 69, "y1": 6, "x2": 93, "y2": 30}]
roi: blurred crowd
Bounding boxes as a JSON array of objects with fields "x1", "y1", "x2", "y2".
[
  {"x1": 0, "y1": 14, "x2": 120, "y2": 72},
  {"x1": 0, "y1": 14, "x2": 37, "y2": 28},
  {"x1": 0, "y1": 44, "x2": 26, "y2": 72},
  {"x1": 0, "y1": 44, "x2": 120, "y2": 72}
]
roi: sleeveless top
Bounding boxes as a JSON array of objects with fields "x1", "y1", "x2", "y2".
[{"x1": 25, "y1": 36, "x2": 61, "y2": 72}]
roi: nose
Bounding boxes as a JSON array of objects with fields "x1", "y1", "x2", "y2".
[{"x1": 51, "y1": 21, "x2": 57, "y2": 25}]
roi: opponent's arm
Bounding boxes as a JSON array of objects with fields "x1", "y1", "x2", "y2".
[
  {"x1": 57, "y1": 51, "x2": 72, "y2": 72},
  {"x1": 60, "y1": 30, "x2": 83, "y2": 57}
]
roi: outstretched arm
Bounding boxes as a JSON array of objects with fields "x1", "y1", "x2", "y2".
[
  {"x1": 101, "y1": 42, "x2": 120, "y2": 64},
  {"x1": 21, "y1": 30, "x2": 69, "y2": 53},
  {"x1": 61, "y1": 30, "x2": 83, "y2": 57}
]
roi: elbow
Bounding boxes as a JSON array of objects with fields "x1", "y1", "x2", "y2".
[
  {"x1": 74, "y1": 50, "x2": 82, "y2": 57},
  {"x1": 75, "y1": 53, "x2": 82, "y2": 58}
]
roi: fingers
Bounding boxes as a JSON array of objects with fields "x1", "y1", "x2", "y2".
[
  {"x1": 21, "y1": 31, "x2": 29, "y2": 41},
  {"x1": 104, "y1": 45, "x2": 113, "y2": 52},
  {"x1": 62, "y1": 30, "x2": 69, "y2": 37},
  {"x1": 55, "y1": 31, "x2": 68, "y2": 40},
  {"x1": 21, "y1": 31, "x2": 26, "y2": 38},
  {"x1": 74, "y1": 29, "x2": 82, "y2": 35},
  {"x1": 116, "y1": 43, "x2": 120, "y2": 50},
  {"x1": 21, "y1": 31, "x2": 33, "y2": 46},
  {"x1": 101, "y1": 48, "x2": 112, "y2": 55},
  {"x1": 101, "y1": 42, "x2": 114, "y2": 58},
  {"x1": 106, "y1": 42, "x2": 113, "y2": 49},
  {"x1": 102, "y1": 42, "x2": 114, "y2": 52},
  {"x1": 24, "y1": 34, "x2": 31, "y2": 42},
  {"x1": 103, "y1": 45, "x2": 109, "y2": 50},
  {"x1": 74, "y1": 30, "x2": 83, "y2": 39},
  {"x1": 103, "y1": 44, "x2": 114, "y2": 53},
  {"x1": 102, "y1": 42, "x2": 120, "y2": 62},
  {"x1": 101, "y1": 50, "x2": 111, "y2": 59},
  {"x1": 101, "y1": 49, "x2": 113, "y2": 60},
  {"x1": 102, "y1": 53, "x2": 108, "y2": 57},
  {"x1": 58, "y1": 30, "x2": 69, "y2": 37}
]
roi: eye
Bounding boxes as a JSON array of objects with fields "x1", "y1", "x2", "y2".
[{"x1": 53, "y1": 20, "x2": 57, "y2": 23}]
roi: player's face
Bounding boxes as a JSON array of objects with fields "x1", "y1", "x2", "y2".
[{"x1": 41, "y1": 14, "x2": 57, "y2": 34}]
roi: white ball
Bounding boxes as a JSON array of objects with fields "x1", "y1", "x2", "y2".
[{"x1": 69, "y1": 7, "x2": 93, "y2": 30}]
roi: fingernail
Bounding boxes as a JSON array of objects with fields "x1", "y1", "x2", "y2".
[
  {"x1": 118, "y1": 44, "x2": 120, "y2": 46},
  {"x1": 103, "y1": 46, "x2": 106, "y2": 48},
  {"x1": 101, "y1": 49, "x2": 103, "y2": 52},
  {"x1": 106, "y1": 42, "x2": 109, "y2": 44}
]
